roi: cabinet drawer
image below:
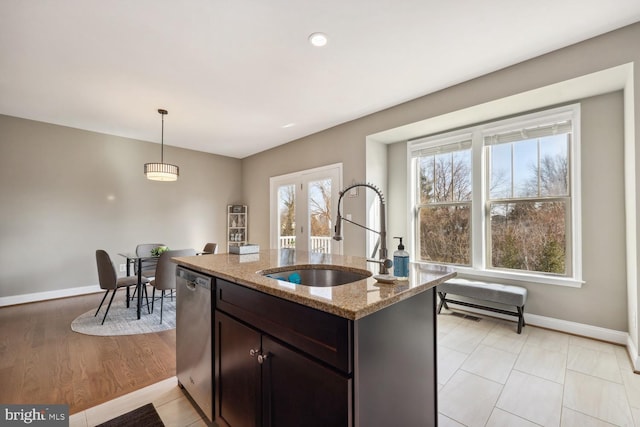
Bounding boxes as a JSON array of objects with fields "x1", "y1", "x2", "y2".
[{"x1": 216, "y1": 279, "x2": 352, "y2": 374}]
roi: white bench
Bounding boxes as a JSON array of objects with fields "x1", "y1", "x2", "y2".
[{"x1": 437, "y1": 278, "x2": 527, "y2": 334}]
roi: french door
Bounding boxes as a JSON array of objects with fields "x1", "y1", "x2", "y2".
[{"x1": 270, "y1": 164, "x2": 342, "y2": 254}]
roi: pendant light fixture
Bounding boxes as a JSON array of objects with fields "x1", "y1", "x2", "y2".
[{"x1": 144, "y1": 108, "x2": 179, "y2": 181}]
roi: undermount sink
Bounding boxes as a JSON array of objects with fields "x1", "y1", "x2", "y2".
[{"x1": 260, "y1": 265, "x2": 372, "y2": 287}]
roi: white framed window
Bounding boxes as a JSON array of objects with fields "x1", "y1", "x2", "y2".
[{"x1": 410, "y1": 104, "x2": 582, "y2": 287}]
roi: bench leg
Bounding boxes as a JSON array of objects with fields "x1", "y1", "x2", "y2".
[
  {"x1": 517, "y1": 305, "x2": 525, "y2": 334},
  {"x1": 437, "y1": 292, "x2": 448, "y2": 314}
]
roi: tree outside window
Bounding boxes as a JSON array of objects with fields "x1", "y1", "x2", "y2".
[
  {"x1": 488, "y1": 133, "x2": 570, "y2": 275},
  {"x1": 417, "y1": 144, "x2": 472, "y2": 265}
]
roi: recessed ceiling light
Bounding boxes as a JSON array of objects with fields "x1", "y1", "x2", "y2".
[{"x1": 308, "y1": 32, "x2": 328, "y2": 47}]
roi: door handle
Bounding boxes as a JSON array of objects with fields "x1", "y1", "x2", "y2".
[
  {"x1": 249, "y1": 348, "x2": 269, "y2": 364},
  {"x1": 258, "y1": 353, "x2": 269, "y2": 364}
]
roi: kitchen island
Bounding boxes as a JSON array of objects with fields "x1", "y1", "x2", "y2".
[{"x1": 174, "y1": 249, "x2": 455, "y2": 427}]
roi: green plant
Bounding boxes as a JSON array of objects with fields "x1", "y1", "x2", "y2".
[{"x1": 151, "y1": 246, "x2": 169, "y2": 256}]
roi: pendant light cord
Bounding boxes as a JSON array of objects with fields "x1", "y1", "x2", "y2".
[
  {"x1": 158, "y1": 108, "x2": 168, "y2": 163},
  {"x1": 160, "y1": 111, "x2": 164, "y2": 163}
]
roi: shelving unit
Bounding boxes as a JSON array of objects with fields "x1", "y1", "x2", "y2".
[{"x1": 227, "y1": 205, "x2": 248, "y2": 251}]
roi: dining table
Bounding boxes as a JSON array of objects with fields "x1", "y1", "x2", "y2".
[{"x1": 118, "y1": 252, "x2": 157, "y2": 320}]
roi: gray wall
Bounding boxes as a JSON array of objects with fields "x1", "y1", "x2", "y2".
[
  {"x1": 0, "y1": 115, "x2": 242, "y2": 298},
  {"x1": 241, "y1": 22, "x2": 640, "y2": 334},
  {"x1": 386, "y1": 140, "x2": 408, "y2": 248},
  {"x1": 241, "y1": 123, "x2": 370, "y2": 256},
  {"x1": 575, "y1": 92, "x2": 627, "y2": 330}
]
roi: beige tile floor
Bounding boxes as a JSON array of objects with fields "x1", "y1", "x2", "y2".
[
  {"x1": 70, "y1": 310, "x2": 640, "y2": 427},
  {"x1": 438, "y1": 309, "x2": 639, "y2": 427}
]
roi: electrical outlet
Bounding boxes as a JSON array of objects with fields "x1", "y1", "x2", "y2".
[{"x1": 119, "y1": 264, "x2": 126, "y2": 273}]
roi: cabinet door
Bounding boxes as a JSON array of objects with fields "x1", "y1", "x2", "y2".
[
  {"x1": 262, "y1": 336, "x2": 352, "y2": 427},
  {"x1": 215, "y1": 311, "x2": 261, "y2": 427}
]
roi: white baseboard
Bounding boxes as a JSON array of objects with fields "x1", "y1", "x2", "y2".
[
  {"x1": 0, "y1": 284, "x2": 103, "y2": 307},
  {"x1": 525, "y1": 313, "x2": 628, "y2": 345},
  {"x1": 443, "y1": 304, "x2": 628, "y2": 345},
  {"x1": 627, "y1": 335, "x2": 640, "y2": 373}
]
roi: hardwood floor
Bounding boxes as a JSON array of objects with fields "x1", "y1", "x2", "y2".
[{"x1": 0, "y1": 292, "x2": 176, "y2": 414}]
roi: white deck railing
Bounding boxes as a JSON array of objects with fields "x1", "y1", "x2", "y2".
[
  {"x1": 279, "y1": 236, "x2": 296, "y2": 248},
  {"x1": 279, "y1": 236, "x2": 332, "y2": 253}
]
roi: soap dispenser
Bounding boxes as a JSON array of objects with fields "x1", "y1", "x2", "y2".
[{"x1": 393, "y1": 237, "x2": 409, "y2": 281}]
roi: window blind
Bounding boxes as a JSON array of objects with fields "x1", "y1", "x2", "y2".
[
  {"x1": 410, "y1": 136, "x2": 472, "y2": 158},
  {"x1": 483, "y1": 120, "x2": 572, "y2": 146}
]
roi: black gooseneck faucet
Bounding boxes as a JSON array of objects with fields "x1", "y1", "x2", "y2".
[{"x1": 333, "y1": 182, "x2": 393, "y2": 275}]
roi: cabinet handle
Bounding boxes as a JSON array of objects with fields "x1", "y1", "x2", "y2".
[
  {"x1": 257, "y1": 353, "x2": 269, "y2": 364},
  {"x1": 249, "y1": 349, "x2": 259, "y2": 357}
]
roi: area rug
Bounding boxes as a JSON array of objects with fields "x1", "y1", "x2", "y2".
[
  {"x1": 71, "y1": 295, "x2": 176, "y2": 336},
  {"x1": 96, "y1": 403, "x2": 164, "y2": 427}
]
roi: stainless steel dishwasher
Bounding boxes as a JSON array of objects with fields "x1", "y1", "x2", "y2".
[{"x1": 176, "y1": 266, "x2": 213, "y2": 423}]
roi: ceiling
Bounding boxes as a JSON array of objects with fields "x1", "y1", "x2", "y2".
[{"x1": 1, "y1": 1, "x2": 639, "y2": 159}]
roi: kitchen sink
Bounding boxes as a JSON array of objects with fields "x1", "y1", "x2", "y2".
[{"x1": 260, "y1": 265, "x2": 372, "y2": 287}]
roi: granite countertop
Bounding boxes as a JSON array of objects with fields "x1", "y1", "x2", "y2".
[{"x1": 173, "y1": 249, "x2": 456, "y2": 320}]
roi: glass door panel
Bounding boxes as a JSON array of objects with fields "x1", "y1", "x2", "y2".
[
  {"x1": 277, "y1": 184, "x2": 296, "y2": 250},
  {"x1": 308, "y1": 178, "x2": 332, "y2": 253}
]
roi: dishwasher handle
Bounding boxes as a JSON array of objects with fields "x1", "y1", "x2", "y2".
[{"x1": 177, "y1": 267, "x2": 212, "y2": 291}]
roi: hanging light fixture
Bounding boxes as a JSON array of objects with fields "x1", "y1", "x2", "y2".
[{"x1": 144, "y1": 108, "x2": 179, "y2": 181}]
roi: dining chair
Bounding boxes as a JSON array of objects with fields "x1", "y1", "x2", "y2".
[
  {"x1": 150, "y1": 248, "x2": 196, "y2": 323},
  {"x1": 95, "y1": 249, "x2": 150, "y2": 325},
  {"x1": 202, "y1": 242, "x2": 217, "y2": 254}
]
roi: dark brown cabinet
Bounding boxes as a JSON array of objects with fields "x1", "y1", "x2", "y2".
[
  {"x1": 214, "y1": 277, "x2": 437, "y2": 427},
  {"x1": 262, "y1": 335, "x2": 351, "y2": 426},
  {"x1": 215, "y1": 311, "x2": 351, "y2": 427},
  {"x1": 216, "y1": 311, "x2": 261, "y2": 427}
]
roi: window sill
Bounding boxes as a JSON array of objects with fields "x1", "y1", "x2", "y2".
[{"x1": 422, "y1": 263, "x2": 584, "y2": 288}]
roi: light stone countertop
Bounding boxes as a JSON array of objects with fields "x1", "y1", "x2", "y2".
[{"x1": 173, "y1": 249, "x2": 456, "y2": 320}]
